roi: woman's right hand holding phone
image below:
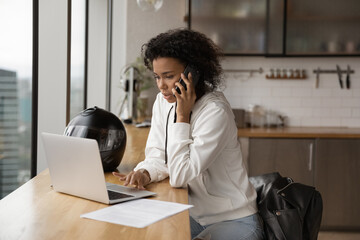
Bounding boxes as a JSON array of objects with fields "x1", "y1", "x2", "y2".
[{"x1": 172, "y1": 72, "x2": 197, "y2": 123}]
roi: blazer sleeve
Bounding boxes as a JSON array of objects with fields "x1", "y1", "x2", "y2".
[{"x1": 134, "y1": 94, "x2": 169, "y2": 183}]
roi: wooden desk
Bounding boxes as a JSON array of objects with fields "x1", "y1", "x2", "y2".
[{"x1": 0, "y1": 125, "x2": 190, "y2": 240}]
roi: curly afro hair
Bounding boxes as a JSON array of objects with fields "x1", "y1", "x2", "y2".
[{"x1": 141, "y1": 28, "x2": 224, "y2": 99}]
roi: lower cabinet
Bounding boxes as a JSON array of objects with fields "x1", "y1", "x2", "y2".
[
  {"x1": 315, "y1": 139, "x2": 360, "y2": 230},
  {"x1": 246, "y1": 137, "x2": 360, "y2": 230},
  {"x1": 248, "y1": 138, "x2": 315, "y2": 186}
]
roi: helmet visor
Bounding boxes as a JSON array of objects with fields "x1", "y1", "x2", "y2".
[{"x1": 64, "y1": 125, "x2": 126, "y2": 151}]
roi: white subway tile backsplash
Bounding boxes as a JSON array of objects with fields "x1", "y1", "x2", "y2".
[
  {"x1": 353, "y1": 90, "x2": 360, "y2": 97},
  {"x1": 312, "y1": 89, "x2": 333, "y2": 97},
  {"x1": 332, "y1": 88, "x2": 354, "y2": 97},
  {"x1": 342, "y1": 98, "x2": 360, "y2": 108},
  {"x1": 301, "y1": 117, "x2": 321, "y2": 126},
  {"x1": 330, "y1": 108, "x2": 352, "y2": 117},
  {"x1": 280, "y1": 98, "x2": 302, "y2": 107},
  {"x1": 283, "y1": 107, "x2": 312, "y2": 117},
  {"x1": 222, "y1": 57, "x2": 360, "y2": 127},
  {"x1": 341, "y1": 118, "x2": 360, "y2": 128},
  {"x1": 319, "y1": 77, "x2": 340, "y2": 88},
  {"x1": 320, "y1": 98, "x2": 342, "y2": 108},
  {"x1": 320, "y1": 118, "x2": 341, "y2": 127},
  {"x1": 259, "y1": 97, "x2": 282, "y2": 108},
  {"x1": 312, "y1": 108, "x2": 331, "y2": 117},
  {"x1": 291, "y1": 88, "x2": 312, "y2": 97},
  {"x1": 301, "y1": 98, "x2": 323, "y2": 108},
  {"x1": 234, "y1": 97, "x2": 263, "y2": 109},
  {"x1": 223, "y1": 86, "x2": 242, "y2": 96},
  {"x1": 348, "y1": 78, "x2": 360, "y2": 89},
  {"x1": 252, "y1": 88, "x2": 272, "y2": 97},
  {"x1": 224, "y1": 76, "x2": 247, "y2": 87},
  {"x1": 352, "y1": 108, "x2": 360, "y2": 117},
  {"x1": 284, "y1": 80, "x2": 313, "y2": 88},
  {"x1": 271, "y1": 88, "x2": 293, "y2": 97}
]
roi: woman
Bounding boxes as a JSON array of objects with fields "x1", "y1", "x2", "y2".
[{"x1": 113, "y1": 29, "x2": 264, "y2": 240}]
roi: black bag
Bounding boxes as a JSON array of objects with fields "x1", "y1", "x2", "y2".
[{"x1": 249, "y1": 172, "x2": 323, "y2": 240}]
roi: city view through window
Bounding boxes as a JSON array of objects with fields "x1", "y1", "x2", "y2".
[{"x1": 0, "y1": 0, "x2": 33, "y2": 198}]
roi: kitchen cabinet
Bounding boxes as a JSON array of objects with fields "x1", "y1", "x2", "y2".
[
  {"x1": 286, "y1": 0, "x2": 360, "y2": 56},
  {"x1": 188, "y1": 0, "x2": 275, "y2": 55},
  {"x1": 315, "y1": 139, "x2": 360, "y2": 230},
  {"x1": 248, "y1": 138, "x2": 314, "y2": 186},
  {"x1": 188, "y1": 0, "x2": 268, "y2": 55},
  {"x1": 244, "y1": 136, "x2": 360, "y2": 230},
  {"x1": 188, "y1": 0, "x2": 360, "y2": 56}
]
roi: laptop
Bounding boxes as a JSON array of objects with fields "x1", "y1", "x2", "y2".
[{"x1": 41, "y1": 132, "x2": 156, "y2": 204}]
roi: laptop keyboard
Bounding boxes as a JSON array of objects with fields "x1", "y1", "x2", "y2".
[{"x1": 107, "y1": 190, "x2": 134, "y2": 200}]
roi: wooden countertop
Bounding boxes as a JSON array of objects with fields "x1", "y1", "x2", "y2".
[
  {"x1": 238, "y1": 127, "x2": 360, "y2": 138},
  {"x1": 117, "y1": 124, "x2": 150, "y2": 173},
  {"x1": 0, "y1": 125, "x2": 190, "y2": 240}
]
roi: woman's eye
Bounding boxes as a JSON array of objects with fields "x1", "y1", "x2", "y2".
[{"x1": 165, "y1": 75, "x2": 174, "y2": 79}]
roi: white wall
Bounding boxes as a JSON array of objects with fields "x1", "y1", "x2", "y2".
[
  {"x1": 37, "y1": 0, "x2": 68, "y2": 173},
  {"x1": 222, "y1": 57, "x2": 360, "y2": 127}
]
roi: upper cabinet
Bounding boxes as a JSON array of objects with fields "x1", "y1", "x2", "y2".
[
  {"x1": 286, "y1": 0, "x2": 360, "y2": 56},
  {"x1": 189, "y1": 0, "x2": 268, "y2": 55},
  {"x1": 188, "y1": 0, "x2": 360, "y2": 57}
]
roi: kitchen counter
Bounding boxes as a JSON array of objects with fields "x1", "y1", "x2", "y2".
[{"x1": 238, "y1": 127, "x2": 360, "y2": 138}]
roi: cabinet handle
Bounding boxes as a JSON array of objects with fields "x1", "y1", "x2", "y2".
[{"x1": 308, "y1": 143, "x2": 313, "y2": 171}]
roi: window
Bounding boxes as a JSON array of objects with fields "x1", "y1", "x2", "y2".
[
  {"x1": 0, "y1": 0, "x2": 36, "y2": 198},
  {"x1": 70, "y1": 0, "x2": 87, "y2": 119}
]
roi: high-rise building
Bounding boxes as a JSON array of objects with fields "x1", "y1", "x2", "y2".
[{"x1": 0, "y1": 69, "x2": 19, "y2": 198}]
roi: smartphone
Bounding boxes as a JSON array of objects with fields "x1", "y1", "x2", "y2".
[{"x1": 175, "y1": 65, "x2": 199, "y2": 94}]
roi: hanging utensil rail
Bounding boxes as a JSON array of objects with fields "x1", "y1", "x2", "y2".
[
  {"x1": 313, "y1": 68, "x2": 354, "y2": 74},
  {"x1": 224, "y1": 68, "x2": 263, "y2": 74}
]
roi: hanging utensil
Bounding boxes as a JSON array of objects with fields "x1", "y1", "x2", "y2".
[
  {"x1": 346, "y1": 65, "x2": 351, "y2": 89},
  {"x1": 336, "y1": 65, "x2": 343, "y2": 89},
  {"x1": 315, "y1": 67, "x2": 320, "y2": 88}
]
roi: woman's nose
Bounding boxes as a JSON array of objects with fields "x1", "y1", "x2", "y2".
[{"x1": 157, "y1": 78, "x2": 167, "y2": 90}]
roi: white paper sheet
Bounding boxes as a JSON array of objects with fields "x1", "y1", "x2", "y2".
[{"x1": 80, "y1": 199, "x2": 193, "y2": 228}]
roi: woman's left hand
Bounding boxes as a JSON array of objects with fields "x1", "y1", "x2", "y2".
[{"x1": 172, "y1": 72, "x2": 197, "y2": 123}]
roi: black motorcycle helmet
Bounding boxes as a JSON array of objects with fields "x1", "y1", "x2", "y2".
[{"x1": 64, "y1": 106, "x2": 127, "y2": 172}]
